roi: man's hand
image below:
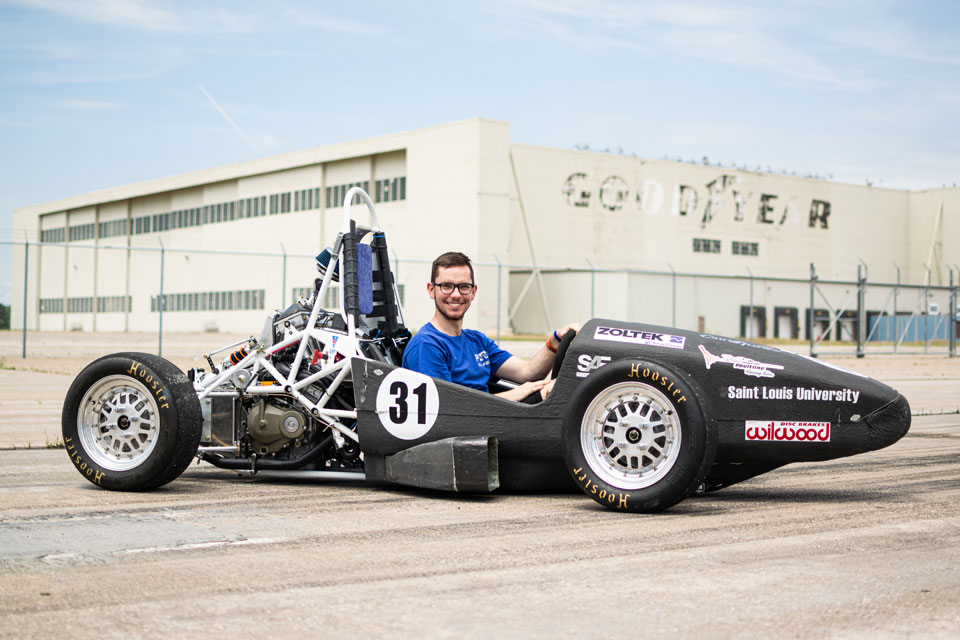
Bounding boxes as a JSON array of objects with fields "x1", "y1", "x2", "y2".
[
  {"x1": 496, "y1": 379, "x2": 549, "y2": 402},
  {"x1": 541, "y1": 378, "x2": 557, "y2": 399},
  {"x1": 495, "y1": 321, "x2": 583, "y2": 386},
  {"x1": 550, "y1": 322, "x2": 582, "y2": 349}
]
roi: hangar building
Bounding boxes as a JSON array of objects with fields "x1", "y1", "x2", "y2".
[{"x1": 10, "y1": 118, "x2": 959, "y2": 340}]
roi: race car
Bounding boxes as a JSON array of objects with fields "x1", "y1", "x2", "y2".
[{"x1": 62, "y1": 188, "x2": 911, "y2": 512}]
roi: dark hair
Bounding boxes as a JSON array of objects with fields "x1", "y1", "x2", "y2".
[{"x1": 431, "y1": 252, "x2": 474, "y2": 284}]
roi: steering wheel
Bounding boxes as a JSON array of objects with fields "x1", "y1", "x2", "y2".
[{"x1": 550, "y1": 329, "x2": 577, "y2": 379}]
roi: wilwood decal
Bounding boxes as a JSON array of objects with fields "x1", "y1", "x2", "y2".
[{"x1": 745, "y1": 421, "x2": 831, "y2": 442}]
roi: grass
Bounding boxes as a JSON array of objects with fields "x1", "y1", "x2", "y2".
[
  {"x1": 4, "y1": 436, "x2": 65, "y2": 450},
  {"x1": 0, "y1": 356, "x2": 71, "y2": 375}
]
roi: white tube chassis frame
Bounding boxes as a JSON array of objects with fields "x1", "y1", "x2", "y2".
[{"x1": 192, "y1": 187, "x2": 393, "y2": 456}]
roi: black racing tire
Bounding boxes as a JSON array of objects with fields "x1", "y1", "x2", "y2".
[
  {"x1": 61, "y1": 352, "x2": 202, "y2": 491},
  {"x1": 561, "y1": 359, "x2": 716, "y2": 513}
]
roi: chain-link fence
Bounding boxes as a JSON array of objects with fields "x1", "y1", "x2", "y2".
[
  {"x1": 6, "y1": 239, "x2": 959, "y2": 359},
  {"x1": 508, "y1": 261, "x2": 958, "y2": 358}
]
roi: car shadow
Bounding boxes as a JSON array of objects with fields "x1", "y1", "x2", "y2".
[{"x1": 697, "y1": 485, "x2": 894, "y2": 505}]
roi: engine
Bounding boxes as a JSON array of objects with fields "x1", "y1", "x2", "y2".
[
  {"x1": 245, "y1": 398, "x2": 310, "y2": 455},
  {"x1": 195, "y1": 298, "x2": 364, "y2": 473}
]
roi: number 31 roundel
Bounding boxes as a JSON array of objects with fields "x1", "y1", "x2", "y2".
[{"x1": 375, "y1": 368, "x2": 440, "y2": 440}]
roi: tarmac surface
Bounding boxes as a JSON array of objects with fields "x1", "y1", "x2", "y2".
[{"x1": 1, "y1": 331, "x2": 958, "y2": 638}]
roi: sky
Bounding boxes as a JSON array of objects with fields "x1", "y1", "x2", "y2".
[{"x1": 1, "y1": 0, "x2": 958, "y2": 304}]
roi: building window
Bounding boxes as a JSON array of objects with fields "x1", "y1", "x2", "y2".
[
  {"x1": 291, "y1": 287, "x2": 312, "y2": 304},
  {"x1": 732, "y1": 241, "x2": 759, "y2": 256},
  {"x1": 41, "y1": 227, "x2": 66, "y2": 243},
  {"x1": 44, "y1": 180, "x2": 388, "y2": 244},
  {"x1": 693, "y1": 238, "x2": 721, "y2": 254},
  {"x1": 98, "y1": 219, "x2": 127, "y2": 239},
  {"x1": 68, "y1": 223, "x2": 96, "y2": 242},
  {"x1": 151, "y1": 288, "x2": 266, "y2": 313},
  {"x1": 39, "y1": 298, "x2": 64, "y2": 313},
  {"x1": 67, "y1": 297, "x2": 94, "y2": 313},
  {"x1": 372, "y1": 177, "x2": 407, "y2": 203},
  {"x1": 96, "y1": 295, "x2": 131, "y2": 313}
]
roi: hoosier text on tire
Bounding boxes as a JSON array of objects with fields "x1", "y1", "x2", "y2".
[
  {"x1": 561, "y1": 360, "x2": 717, "y2": 513},
  {"x1": 61, "y1": 352, "x2": 202, "y2": 491}
]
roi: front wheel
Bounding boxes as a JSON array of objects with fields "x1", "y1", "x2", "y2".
[
  {"x1": 561, "y1": 360, "x2": 715, "y2": 512},
  {"x1": 62, "y1": 352, "x2": 202, "y2": 491}
]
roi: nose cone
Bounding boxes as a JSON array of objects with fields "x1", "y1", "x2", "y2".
[{"x1": 856, "y1": 393, "x2": 911, "y2": 453}]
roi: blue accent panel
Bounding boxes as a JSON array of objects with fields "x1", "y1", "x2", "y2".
[{"x1": 357, "y1": 244, "x2": 373, "y2": 315}]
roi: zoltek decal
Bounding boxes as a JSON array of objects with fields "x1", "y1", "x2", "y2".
[
  {"x1": 699, "y1": 344, "x2": 783, "y2": 378},
  {"x1": 594, "y1": 326, "x2": 686, "y2": 349},
  {"x1": 745, "y1": 421, "x2": 831, "y2": 442},
  {"x1": 576, "y1": 354, "x2": 611, "y2": 378}
]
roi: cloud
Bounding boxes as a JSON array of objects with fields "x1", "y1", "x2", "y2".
[
  {"x1": 3, "y1": 53, "x2": 184, "y2": 85},
  {"x1": 826, "y1": 150, "x2": 960, "y2": 190},
  {"x1": 52, "y1": 99, "x2": 128, "y2": 110},
  {"x1": 3, "y1": 0, "x2": 388, "y2": 36},
  {"x1": 6, "y1": 0, "x2": 187, "y2": 32},
  {"x1": 0, "y1": 41, "x2": 83, "y2": 62},
  {"x1": 485, "y1": 0, "x2": 942, "y2": 90},
  {"x1": 929, "y1": 83, "x2": 960, "y2": 103},
  {"x1": 829, "y1": 20, "x2": 960, "y2": 68}
]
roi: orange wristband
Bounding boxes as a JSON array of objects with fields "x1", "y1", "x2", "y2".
[{"x1": 546, "y1": 336, "x2": 558, "y2": 353}]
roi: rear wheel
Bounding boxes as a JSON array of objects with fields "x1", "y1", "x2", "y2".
[
  {"x1": 62, "y1": 352, "x2": 202, "y2": 491},
  {"x1": 561, "y1": 360, "x2": 715, "y2": 512}
]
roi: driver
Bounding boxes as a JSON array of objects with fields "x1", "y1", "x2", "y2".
[{"x1": 402, "y1": 251, "x2": 580, "y2": 402}]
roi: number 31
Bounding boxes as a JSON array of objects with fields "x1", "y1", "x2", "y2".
[{"x1": 388, "y1": 380, "x2": 428, "y2": 425}]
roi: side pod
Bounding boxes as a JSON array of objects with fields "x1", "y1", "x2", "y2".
[{"x1": 365, "y1": 436, "x2": 500, "y2": 493}]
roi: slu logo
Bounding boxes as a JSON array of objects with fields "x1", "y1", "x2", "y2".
[
  {"x1": 475, "y1": 350, "x2": 490, "y2": 368},
  {"x1": 576, "y1": 354, "x2": 611, "y2": 378}
]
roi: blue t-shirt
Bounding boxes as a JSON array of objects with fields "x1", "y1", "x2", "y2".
[{"x1": 402, "y1": 322, "x2": 513, "y2": 392}]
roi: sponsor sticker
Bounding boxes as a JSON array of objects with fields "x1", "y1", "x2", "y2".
[
  {"x1": 699, "y1": 333, "x2": 780, "y2": 352},
  {"x1": 594, "y1": 326, "x2": 686, "y2": 350},
  {"x1": 745, "y1": 421, "x2": 831, "y2": 442},
  {"x1": 725, "y1": 385, "x2": 860, "y2": 403},
  {"x1": 576, "y1": 354, "x2": 611, "y2": 378},
  {"x1": 699, "y1": 344, "x2": 783, "y2": 379}
]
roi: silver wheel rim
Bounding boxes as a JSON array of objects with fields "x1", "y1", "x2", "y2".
[
  {"x1": 77, "y1": 375, "x2": 161, "y2": 471},
  {"x1": 581, "y1": 381, "x2": 682, "y2": 490}
]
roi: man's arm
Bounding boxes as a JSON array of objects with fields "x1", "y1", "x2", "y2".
[{"x1": 494, "y1": 322, "x2": 581, "y2": 383}]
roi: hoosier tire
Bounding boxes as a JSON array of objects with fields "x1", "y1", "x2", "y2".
[
  {"x1": 61, "y1": 352, "x2": 202, "y2": 491},
  {"x1": 561, "y1": 360, "x2": 716, "y2": 512}
]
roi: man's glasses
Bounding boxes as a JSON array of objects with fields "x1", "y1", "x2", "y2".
[{"x1": 434, "y1": 282, "x2": 475, "y2": 295}]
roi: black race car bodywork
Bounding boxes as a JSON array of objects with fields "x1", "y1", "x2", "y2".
[
  {"x1": 62, "y1": 188, "x2": 910, "y2": 512},
  {"x1": 353, "y1": 320, "x2": 910, "y2": 511}
]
